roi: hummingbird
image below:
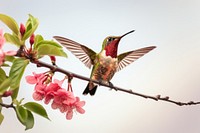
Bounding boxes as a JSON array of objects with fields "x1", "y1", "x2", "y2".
[{"x1": 53, "y1": 30, "x2": 156, "y2": 95}]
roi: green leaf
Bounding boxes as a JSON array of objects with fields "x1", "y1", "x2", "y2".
[
  {"x1": 35, "y1": 40, "x2": 62, "y2": 49},
  {"x1": 0, "y1": 112, "x2": 4, "y2": 125},
  {"x1": 11, "y1": 87, "x2": 19, "y2": 100},
  {"x1": 0, "y1": 68, "x2": 7, "y2": 84},
  {"x1": 0, "y1": 78, "x2": 11, "y2": 95},
  {"x1": 0, "y1": 14, "x2": 19, "y2": 35},
  {"x1": 16, "y1": 105, "x2": 35, "y2": 130},
  {"x1": 16, "y1": 105, "x2": 28, "y2": 125},
  {"x1": 37, "y1": 44, "x2": 67, "y2": 57},
  {"x1": 22, "y1": 14, "x2": 39, "y2": 40},
  {"x1": 5, "y1": 55, "x2": 15, "y2": 62},
  {"x1": 1, "y1": 63, "x2": 10, "y2": 67},
  {"x1": 24, "y1": 102, "x2": 50, "y2": 120},
  {"x1": 33, "y1": 34, "x2": 44, "y2": 49},
  {"x1": 4, "y1": 33, "x2": 21, "y2": 46},
  {"x1": 25, "y1": 110, "x2": 34, "y2": 130},
  {"x1": 9, "y1": 58, "x2": 29, "y2": 90}
]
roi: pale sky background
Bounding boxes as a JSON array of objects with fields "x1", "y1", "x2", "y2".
[{"x1": 1, "y1": 0, "x2": 200, "y2": 133}]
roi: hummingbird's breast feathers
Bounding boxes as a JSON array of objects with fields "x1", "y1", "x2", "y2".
[
  {"x1": 91, "y1": 50, "x2": 118, "y2": 82},
  {"x1": 99, "y1": 50, "x2": 118, "y2": 67}
]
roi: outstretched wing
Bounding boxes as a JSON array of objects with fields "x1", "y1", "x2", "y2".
[
  {"x1": 117, "y1": 46, "x2": 156, "y2": 71},
  {"x1": 53, "y1": 36, "x2": 96, "y2": 69}
]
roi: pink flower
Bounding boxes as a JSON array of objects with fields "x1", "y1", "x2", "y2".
[
  {"x1": 52, "y1": 89, "x2": 76, "y2": 112},
  {"x1": 0, "y1": 49, "x2": 5, "y2": 65},
  {"x1": 26, "y1": 72, "x2": 86, "y2": 120},
  {"x1": 44, "y1": 78, "x2": 65, "y2": 104},
  {"x1": 66, "y1": 107, "x2": 73, "y2": 120},
  {"x1": 26, "y1": 72, "x2": 47, "y2": 84},
  {"x1": 73, "y1": 97, "x2": 86, "y2": 114},
  {"x1": 65, "y1": 97, "x2": 85, "y2": 120},
  {"x1": 0, "y1": 50, "x2": 17, "y2": 66},
  {"x1": 44, "y1": 83, "x2": 61, "y2": 104},
  {"x1": 26, "y1": 72, "x2": 51, "y2": 101},
  {"x1": 0, "y1": 29, "x2": 6, "y2": 46},
  {"x1": 51, "y1": 89, "x2": 76, "y2": 113},
  {"x1": 53, "y1": 78, "x2": 65, "y2": 87},
  {"x1": 0, "y1": 29, "x2": 17, "y2": 66},
  {"x1": 32, "y1": 84, "x2": 47, "y2": 101}
]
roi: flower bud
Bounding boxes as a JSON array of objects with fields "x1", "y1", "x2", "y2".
[
  {"x1": 2, "y1": 90, "x2": 13, "y2": 97},
  {"x1": 29, "y1": 34, "x2": 35, "y2": 45},
  {"x1": 50, "y1": 56, "x2": 56, "y2": 65},
  {"x1": 20, "y1": 23, "x2": 26, "y2": 36}
]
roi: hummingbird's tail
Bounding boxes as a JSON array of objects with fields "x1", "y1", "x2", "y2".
[{"x1": 83, "y1": 82, "x2": 98, "y2": 96}]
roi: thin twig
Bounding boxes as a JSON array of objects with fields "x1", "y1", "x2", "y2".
[
  {"x1": 31, "y1": 60, "x2": 200, "y2": 106},
  {"x1": 0, "y1": 102, "x2": 15, "y2": 109}
]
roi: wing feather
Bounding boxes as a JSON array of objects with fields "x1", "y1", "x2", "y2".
[
  {"x1": 53, "y1": 36, "x2": 96, "y2": 69},
  {"x1": 117, "y1": 46, "x2": 156, "y2": 71}
]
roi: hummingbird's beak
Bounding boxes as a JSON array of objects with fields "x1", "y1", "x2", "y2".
[{"x1": 120, "y1": 30, "x2": 135, "y2": 38}]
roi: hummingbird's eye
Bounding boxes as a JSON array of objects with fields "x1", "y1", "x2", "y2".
[{"x1": 107, "y1": 37, "x2": 114, "y2": 42}]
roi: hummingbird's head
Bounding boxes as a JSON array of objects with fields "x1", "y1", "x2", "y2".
[{"x1": 102, "y1": 30, "x2": 135, "y2": 58}]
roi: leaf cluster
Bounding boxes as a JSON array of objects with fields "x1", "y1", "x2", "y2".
[{"x1": 0, "y1": 14, "x2": 67, "y2": 130}]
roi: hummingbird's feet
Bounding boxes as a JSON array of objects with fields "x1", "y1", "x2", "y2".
[
  {"x1": 108, "y1": 82, "x2": 118, "y2": 91},
  {"x1": 98, "y1": 80, "x2": 118, "y2": 91}
]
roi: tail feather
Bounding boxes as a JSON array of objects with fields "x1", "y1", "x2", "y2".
[{"x1": 83, "y1": 83, "x2": 98, "y2": 96}]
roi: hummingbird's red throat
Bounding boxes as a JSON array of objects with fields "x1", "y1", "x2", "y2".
[{"x1": 105, "y1": 39, "x2": 120, "y2": 58}]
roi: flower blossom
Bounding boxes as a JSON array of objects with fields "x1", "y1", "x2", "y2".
[
  {"x1": 0, "y1": 29, "x2": 6, "y2": 45},
  {"x1": 44, "y1": 83, "x2": 62, "y2": 104},
  {"x1": 0, "y1": 29, "x2": 17, "y2": 66},
  {"x1": 26, "y1": 72, "x2": 48, "y2": 84},
  {"x1": 65, "y1": 97, "x2": 85, "y2": 120},
  {"x1": 51, "y1": 89, "x2": 76, "y2": 112},
  {"x1": 32, "y1": 84, "x2": 47, "y2": 101},
  {"x1": 26, "y1": 72, "x2": 50, "y2": 101},
  {"x1": 26, "y1": 72, "x2": 86, "y2": 120}
]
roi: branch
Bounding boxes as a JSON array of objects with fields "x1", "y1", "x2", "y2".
[
  {"x1": 0, "y1": 102, "x2": 15, "y2": 109},
  {"x1": 32, "y1": 60, "x2": 200, "y2": 106}
]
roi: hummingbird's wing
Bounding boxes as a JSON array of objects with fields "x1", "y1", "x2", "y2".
[
  {"x1": 117, "y1": 46, "x2": 156, "y2": 71},
  {"x1": 53, "y1": 36, "x2": 96, "y2": 69}
]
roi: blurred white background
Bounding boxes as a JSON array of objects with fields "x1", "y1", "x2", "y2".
[{"x1": 1, "y1": 0, "x2": 200, "y2": 133}]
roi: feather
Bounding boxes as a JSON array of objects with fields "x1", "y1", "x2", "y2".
[
  {"x1": 53, "y1": 36, "x2": 96, "y2": 69},
  {"x1": 117, "y1": 46, "x2": 156, "y2": 71}
]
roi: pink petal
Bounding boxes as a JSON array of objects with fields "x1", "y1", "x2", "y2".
[
  {"x1": 0, "y1": 52, "x2": 5, "y2": 66},
  {"x1": 35, "y1": 84, "x2": 46, "y2": 93},
  {"x1": 44, "y1": 95, "x2": 54, "y2": 104},
  {"x1": 0, "y1": 38, "x2": 5, "y2": 48},
  {"x1": 77, "y1": 101, "x2": 86, "y2": 107},
  {"x1": 59, "y1": 106, "x2": 67, "y2": 113},
  {"x1": 76, "y1": 107, "x2": 85, "y2": 114},
  {"x1": 66, "y1": 110, "x2": 73, "y2": 120},
  {"x1": 32, "y1": 92, "x2": 44, "y2": 101},
  {"x1": 51, "y1": 101, "x2": 60, "y2": 109},
  {"x1": 53, "y1": 79, "x2": 64, "y2": 87},
  {"x1": 75, "y1": 97, "x2": 86, "y2": 107},
  {"x1": 26, "y1": 76, "x2": 37, "y2": 84},
  {"x1": 0, "y1": 29, "x2": 5, "y2": 48},
  {"x1": 64, "y1": 98, "x2": 76, "y2": 105},
  {"x1": 5, "y1": 50, "x2": 17, "y2": 56},
  {"x1": 0, "y1": 29, "x2": 3, "y2": 36},
  {"x1": 32, "y1": 72, "x2": 44, "y2": 78},
  {"x1": 46, "y1": 83, "x2": 61, "y2": 93}
]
